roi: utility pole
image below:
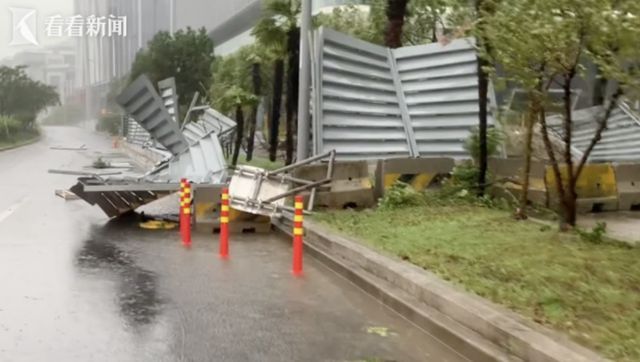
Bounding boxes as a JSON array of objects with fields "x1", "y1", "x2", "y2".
[{"x1": 296, "y1": 0, "x2": 312, "y2": 160}]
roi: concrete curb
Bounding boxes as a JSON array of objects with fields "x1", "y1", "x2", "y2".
[
  {"x1": 0, "y1": 134, "x2": 41, "y2": 152},
  {"x1": 272, "y1": 217, "x2": 608, "y2": 362}
]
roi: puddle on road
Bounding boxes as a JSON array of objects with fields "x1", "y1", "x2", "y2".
[{"x1": 75, "y1": 238, "x2": 163, "y2": 328}]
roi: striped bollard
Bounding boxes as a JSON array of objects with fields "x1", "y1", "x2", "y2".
[
  {"x1": 219, "y1": 188, "x2": 230, "y2": 259},
  {"x1": 180, "y1": 179, "x2": 192, "y2": 247},
  {"x1": 292, "y1": 195, "x2": 304, "y2": 275}
]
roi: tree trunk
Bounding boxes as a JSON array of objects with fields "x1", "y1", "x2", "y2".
[
  {"x1": 285, "y1": 27, "x2": 300, "y2": 165},
  {"x1": 592, "y1": 66, "x2": 608, "y2": 106},
  {"x1": 246, "y1": 62, "x2": 262, "y2": 162},
  {"x1": 269, "y1": 59, "x2": 285, "y2": 162},
  {"x1": 385, "y1": 0, "x2": 410, "y2": 48},
  {"x1": 562, "y1": 73, "x2": 577, "y2": 228},
  {"x1": 476, "y1": 56, "x2": 489, "y2": 196},
  {"x1": 517, "y1": 98, "x2": 536, "y2": 219},
  {"x1": 475, "y1": 0, "x2": 490, "y2": 197},
  {"x1": 232, "y1": 105, "x2": 245, "y2": 167}
]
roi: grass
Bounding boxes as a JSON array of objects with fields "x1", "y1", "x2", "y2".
[
  {"x1": 0, "y1": 130, "x2": 40, "y2": 150},
  {"x1": 228, "y1": 154, "x2": 285, "y2": 171},
  {"x1": 314, "y1": 197, "x2": 640, "y2": 361}
]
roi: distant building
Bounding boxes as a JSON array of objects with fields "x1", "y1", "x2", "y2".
[{"x1": 5, "y1": 42, "x2": 76, "y2": 104}]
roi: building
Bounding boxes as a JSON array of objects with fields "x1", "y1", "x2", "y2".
[{"x1": 5, "y1": 42, "x2": 76, "y2": 104}]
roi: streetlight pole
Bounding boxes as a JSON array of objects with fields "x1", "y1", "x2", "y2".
[{"x1": 296, "y1": 0, "x2": 312, "y2": 160}]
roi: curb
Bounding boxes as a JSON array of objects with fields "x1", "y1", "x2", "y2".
[
  {"x1": 0, "y1": 134, "x2": 41, "y2": 152},
  {"x1": 272, "y1": 217, "x2": 607, "y2": 362}
]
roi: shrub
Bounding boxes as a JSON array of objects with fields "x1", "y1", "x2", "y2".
[
  {"x1": 96, "y1": 114, "x2": 121, "y2": 136},
  {"x1": 378, "y1": 182, "x2": 424, "y2": 210},
  {"x1": 0, "y1": 115, "x2": 22, "y2": 140}
]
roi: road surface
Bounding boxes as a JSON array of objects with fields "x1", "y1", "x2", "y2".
[{"x1": 0, "y1": 126, "x2": 466, "y2": 361}]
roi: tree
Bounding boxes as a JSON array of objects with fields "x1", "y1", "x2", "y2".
[
  {"x1": 218, "y1": 86, "x2": 258, "y2": 166},
  {"x1": 486, "y1": 0, "x2": 640, "y2": 228},
  {"x1": 384, "y1": 0, "x2": 411, "y2": 48},
  {"x1": 253, "y1": 0, "x2": 301, "y2": 164},
  {"x1": 130, "y1": 27, "x2": 214, "y2": 110},
  {"x1": 246, "y1": 56, "x2": 263, "y2": 162},
  {"x1": 0, "y1": 65, "x2": 59, "y2": 130}
]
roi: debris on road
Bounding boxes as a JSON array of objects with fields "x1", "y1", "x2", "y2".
[
  {"x1": 49, "y1": 169, "x2": 123, "y2": 177},
  {"x1": 54, "y1": 189, "x2": 79, "y2": 201},
  {"x1": 50, "y1": 144, "x2": 87, "y2": 151},
  {"x1": 139, "y1": 220, "x2": 177, "y2": 230}
]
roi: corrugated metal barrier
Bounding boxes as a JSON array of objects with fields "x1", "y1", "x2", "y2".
[{"x1": 312, "y1": 27, "x2": 494, "y2": 160}]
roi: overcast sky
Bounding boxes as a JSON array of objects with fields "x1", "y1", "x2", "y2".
[{"x1": 0, "y1": 0, "x2": 73, "y2": 60}]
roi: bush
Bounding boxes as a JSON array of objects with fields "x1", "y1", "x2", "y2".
[
  {"x1": 378, "y1": 182, "x2": 424, "y2": 210},
  {"x1": 577, "y1": 222, "x2": 607, "y2": 244},
  {"x1": 96, "y1": 114, "x2": 121, "y2": 136},
  {"x1": 0, "y1": 115, "x2": 22, "y2": 140},
  {"x1": 464, "y1": 126, "x2": 503, "y2": 164}
]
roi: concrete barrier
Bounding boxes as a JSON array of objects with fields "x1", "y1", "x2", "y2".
[
  {"x1": 374, "y1": 158, "x2": 455, "y2": 199},
  {"x1": 488, "y1": 158, "x2": 547, "y2": 205},
  {"x1": 193, "y1": 184, "x2": 270, "y2": 233},
  {"x1": 614, "y1": 164, "x2": 640, "y2": 211},
  {"x1": 546, "y1": 163, "x2": 619, "y2": 212},
  {"x1": 293, "y1": 161, "x2": 375, "y2": 209}
]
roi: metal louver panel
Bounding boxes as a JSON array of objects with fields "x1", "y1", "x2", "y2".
[
  {"x1": 158, "y1": 77, "x2": 180, "y2": 122},
  {"x1": 313, "y1": 27, "x2": 494, "y2": 160},
  {"x1": 549, "y1": 101, "x2": 640, "y2": 162},
  {"x1": 314, "y1": 28, "x2": 411, "y2": 160},
  {"x1": 116, "y1": 75, "x2": 189, "y2": 155}
]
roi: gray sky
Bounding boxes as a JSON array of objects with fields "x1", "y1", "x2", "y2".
[{"x1": 0, "y1": 0, "x2": 73, "y2": 60}]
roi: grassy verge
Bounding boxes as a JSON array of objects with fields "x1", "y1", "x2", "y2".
[
  {"x1": 314, "y1": 196, "x2": 640, "y2": 361},
  {"x1": 228, "y1": 154, "x2": 285, "y2": 171},
  {"x1": 0, "y1": 130, "x2": 40, "y2": 151}
]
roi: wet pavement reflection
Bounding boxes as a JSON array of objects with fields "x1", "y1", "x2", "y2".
[{"x1": 0, "y1": 127, "x2": 465, "y2": 362}]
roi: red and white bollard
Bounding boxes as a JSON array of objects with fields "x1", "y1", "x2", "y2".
[
  {"x1": 179, "y1": 178, "x2": 192, "y2": 247},
  {"x1": 292, "y1": 195, "x2": 304, "y2": 275},
  {"x1": 219, "y1": 188, "x2": 230, "y2": 259}
]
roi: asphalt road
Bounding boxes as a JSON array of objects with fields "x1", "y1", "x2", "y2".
[{"x1": 0, "y1": 126, "x2": 466, "y2": 362}]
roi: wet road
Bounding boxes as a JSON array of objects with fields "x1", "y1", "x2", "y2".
[{"x1": 0, "y1": 126, "x2": 466, "y2": 361}]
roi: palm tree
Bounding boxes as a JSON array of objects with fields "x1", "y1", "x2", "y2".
[
  {"x1": 218, "y1": 85, "x2": 258, "y2": 166},
  {"x1": 246, "y1": 55, "x2": 263, "y2": 162},
  {"x1": 385, "y1": 0, "x2": 411, "y2": 48},
  {"x1": 252, "y1": 0, "x2": 301, "y2": 164}
]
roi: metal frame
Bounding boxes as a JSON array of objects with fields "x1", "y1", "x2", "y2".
[
  {"x1": 229, "y1": 150, "x2": 336, "y2": 216},
  {"x1": 388, "y1": 48, "x2": 419, "y2": 157}
]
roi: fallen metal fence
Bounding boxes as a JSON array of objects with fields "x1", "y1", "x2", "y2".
[{"x1": 548, "y1": 100, "x2": 640, "y2": 162}]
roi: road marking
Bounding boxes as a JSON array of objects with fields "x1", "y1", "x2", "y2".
[{"x1": 0, "y1": 198, "x2": 28, "y2": 224}]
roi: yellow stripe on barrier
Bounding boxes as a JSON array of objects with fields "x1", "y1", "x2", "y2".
[
  {"x1": 220, "y1": 217, "x2": 229, "y2": 223},
  {"x1": 221, "y1": 205, "x2": 230, "y2": 212},
  {"x1": 294, "y1": 215, "x2": 303, "y2": 222},
  {"x1": 222, "y1": 194, "x2": 229, "y2": 201},
  {"x1": 295, "y1": 202, "x2": 304, "y2": 209},
  {"x1": 294, "y1": 228, "x2": 303, "y2": 236},
  {"x1": 183, "y1": 208, "x2": 191, "y2": 214}
]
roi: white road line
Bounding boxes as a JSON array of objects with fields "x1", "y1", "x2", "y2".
[{"x1": 0, "y1": 198, "x2": 28, "y2": 224}]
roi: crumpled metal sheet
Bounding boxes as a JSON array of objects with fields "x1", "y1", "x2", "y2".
[{"x1": 183, "y1": 108, "x2": 236, "y2": 144}]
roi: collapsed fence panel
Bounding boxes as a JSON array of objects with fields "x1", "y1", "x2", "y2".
[
  {"x1": 158, "y1": 77, "x2": 180, "y2": 122},
  {"x1": 313, "y1": 27, "x2": 494, "y2": 160},
  {"x1": 549, "y1": 101, "x2": 640, "y2": 163},
  {"x1": 117, "y1": 75, "x2": 189, "y2": 156}
]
